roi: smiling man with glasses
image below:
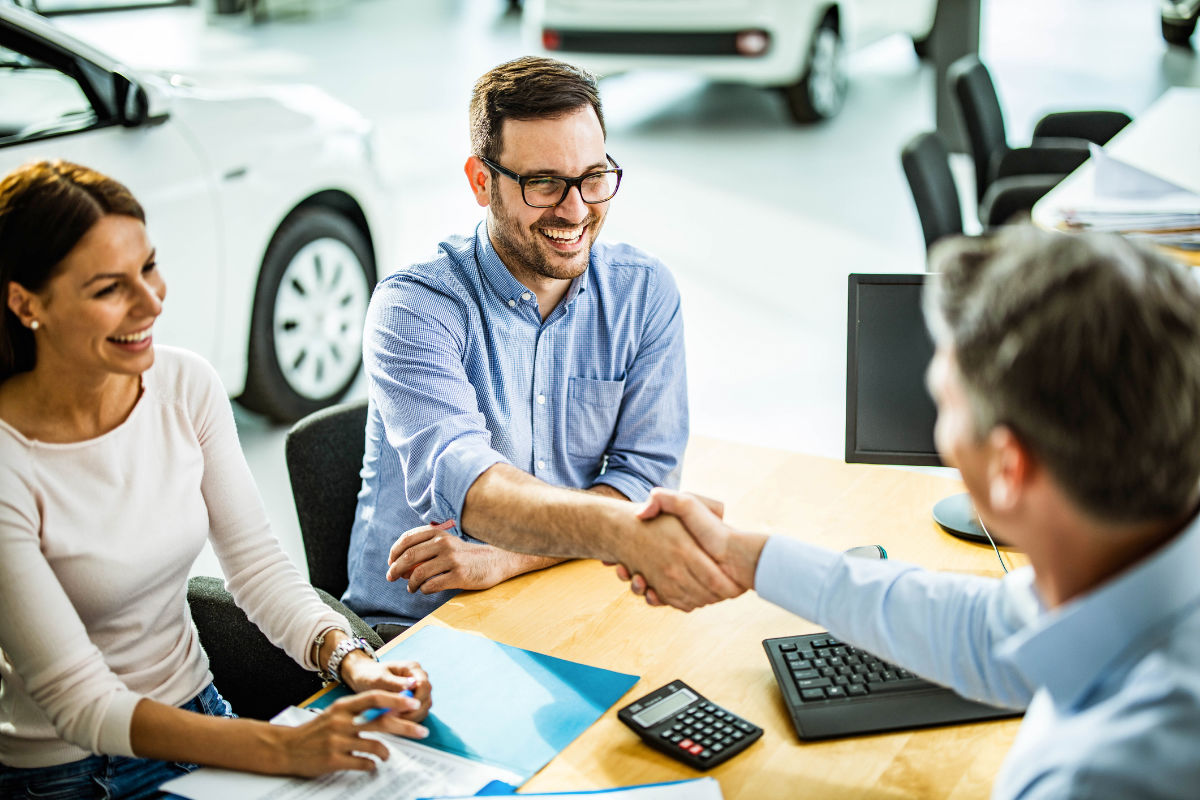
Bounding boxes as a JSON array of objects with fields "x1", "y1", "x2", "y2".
[{"x1": 342, "y1": 57, "x2": 739, "y2": 638}]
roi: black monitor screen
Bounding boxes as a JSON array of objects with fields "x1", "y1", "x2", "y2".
[{"x1": 845, "y1": 274, "x2": 941, "y2": 467}]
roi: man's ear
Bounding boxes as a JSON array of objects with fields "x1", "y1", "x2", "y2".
[
  {"x1": 986, "y1": 425, "x2": 1033, "y2": 513},
  {"x1": 464, "y1": 156, "x2": 491, "y2": 208}
]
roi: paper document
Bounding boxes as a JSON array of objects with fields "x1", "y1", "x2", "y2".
[
  {"x1": 1056, "y1": 145, "x2": 1200, "y2": 234},
  {"x1": 419, "y1": 776, "x2": 725, "y2": 800},
  {"x1": 310, "y1": 625, "x2": 641, "y2": 779},
  {"x1": 161, "y1": 705, "x2": 521, "y2": 800}
]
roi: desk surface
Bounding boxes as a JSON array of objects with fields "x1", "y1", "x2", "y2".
[
  {"x1": 386, "y1": 437, "x2": 1028, "y2": 800},
  {"x1": 1032, "y1": 87, "x2": 1200, "y2": 267}
]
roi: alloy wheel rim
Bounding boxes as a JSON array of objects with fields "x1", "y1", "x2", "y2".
[
  {"x1": 272, "y1": 237, "x2": 369, "y2": 399},
  {"x1": 809, "y1": 27, "x2": 847, "y2": 117}
]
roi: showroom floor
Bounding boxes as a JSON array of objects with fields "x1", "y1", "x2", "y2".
[{"x1": 52, "y1": 0, "x2": 1200, "y2": 578}]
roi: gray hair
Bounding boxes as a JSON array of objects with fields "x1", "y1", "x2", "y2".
[{"x1": 925, "y1": 226, "x2": 1200, "y2": 522}]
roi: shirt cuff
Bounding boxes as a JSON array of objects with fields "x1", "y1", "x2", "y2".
[
  {"x1": 754, "y1": 536, "x2": 840, "y2": 624},
  {"x1": 433, "y1": 440, "x2": 510, "y2": 525},
  {"x1": 592, "y1": 469, "x2": 652, "y2": 503},
  {"x1": 98, "y1": 690, "x2": 141, "y2": 758}
]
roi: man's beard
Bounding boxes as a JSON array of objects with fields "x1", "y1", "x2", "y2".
[{"x1": 488, "y1": 184, "x2": 602, "y2": 281}]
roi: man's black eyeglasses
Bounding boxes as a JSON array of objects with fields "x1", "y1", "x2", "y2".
[{"x1": 480, "y1": 154, "x2": 623, "y2": 208}]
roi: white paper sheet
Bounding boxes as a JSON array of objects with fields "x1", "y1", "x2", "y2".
[
  {"x1": 160, "y1": 706, "x2": 521, "y2": 800},
  {"x1": 422, "y1": 776, "x2": 725, "y2": 800}
]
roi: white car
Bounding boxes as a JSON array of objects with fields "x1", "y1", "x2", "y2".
[
  {"x1": 0, "y1": 3, "x2": 394, "y2": 422},
  {"x1": 523, "y1": 0, "x2": 940, "y2": 122}
]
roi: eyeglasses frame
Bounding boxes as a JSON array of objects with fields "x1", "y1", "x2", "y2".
[{"x1": 479, "y1": 154, "x2": 623, "y2": 208}]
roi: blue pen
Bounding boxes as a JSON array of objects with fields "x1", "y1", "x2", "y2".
[{"x1": 352, "y1": 690, "x2": 414, "y2": 725}]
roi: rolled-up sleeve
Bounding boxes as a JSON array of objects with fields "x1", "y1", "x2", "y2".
[
  {"x1": 595, "y1": 265, "x2": 688, "y2": 500},
  {"x1": 365, "y1": 278, "x2": 510, "y2": 525}
]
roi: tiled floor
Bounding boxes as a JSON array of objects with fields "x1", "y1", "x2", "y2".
[{"x1": 50, "y1": 0, "x2": 1200, "y2": 578}]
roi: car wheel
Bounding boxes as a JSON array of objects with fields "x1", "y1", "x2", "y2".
[
  {"x1": 1162, "y1": 16, "x2": 1197, "y2": 46},
  {"x1": 782, "y1": 15, "x2": 847, "y2": 123},
  {"x1": 239, "y1": 207, "x2": 375, "y2": 424}
]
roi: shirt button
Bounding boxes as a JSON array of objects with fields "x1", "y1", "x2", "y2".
[
  {"x1": 507, "y1": 299, "x2": 516, "y2": 308},
  {"x1": 521, "y1": 292, "x2": 531, "y2": 301},
  {"x1": 536, "y1": 394, "x2": 546, "y2": 405},
  {"x1": 536, "y1": 460, "x2": 546, "y2": 470}
]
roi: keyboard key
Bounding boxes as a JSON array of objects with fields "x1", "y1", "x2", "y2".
[
  {"x1": 795, "y1": 677, "x2": 833, "y2": 690},
  {"x1": 826, "y1": 686, "x2": 847, "y2": 699},
  {"x1": 801, "y1": 688, "x2": 826, "y2": 701},
  {"x1": 866, "y1": 678, "x2": 930, "y2": 695},
  {"x1": 819, "y1": 667, "x2": 836, "y2": 677},
  {"x1": 785, "y1": 651, "x2": 800, "y2": 662},
  {"x1": 794, "y1": 659, "x2": 813, "y2": 670},
  {"x1": 792, "y1": 669, "x2": 819, "y2": 680},
  {"x1": 780, "y1": 643, "x2": 797, "y2": 652},
  {"x1": 847, "y1": 684, "x2": 868, "y2": 697}
]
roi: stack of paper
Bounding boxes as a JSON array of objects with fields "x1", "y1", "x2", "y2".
[{"x1": 1055, "y1": 145, "x2": 1200, "y2": 248}]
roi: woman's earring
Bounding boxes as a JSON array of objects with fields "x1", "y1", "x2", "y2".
[{"x1": 29, "y1": 320, "x2": 39, "y2": 330}]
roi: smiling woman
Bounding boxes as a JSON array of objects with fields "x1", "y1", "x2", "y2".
[{"x1": 0, "y1": 161, "x2": 432, "y2": 798}]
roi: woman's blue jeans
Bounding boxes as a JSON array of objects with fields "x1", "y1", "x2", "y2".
[{"x1": 0, "y1": 682, "x2": 235, "y2": 799}]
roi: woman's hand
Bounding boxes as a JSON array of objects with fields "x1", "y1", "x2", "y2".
[
  {"x1": 339, "y1": 652, "x2": 432, "y2": 722},
  {"x1": 270, "y1": 690, "x2": 428, "y2": 776}
]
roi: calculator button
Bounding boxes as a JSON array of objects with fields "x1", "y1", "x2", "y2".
[
  {"x1": 688, "y1": 744, "x2": 703, "y2": 756},
  {"x1": 702, "y1": 726, "x2": 714, "y2": 736},
  {"x1": 699, "y1": 749, "x2": 712, "y2": 760},
  {"x1": 669, "y1": 734, "x2": 684, "y2": 743},
  {"x1": 731, "y1": 731, "x2": 746, "y2": 740},
  {"x1": 659, "y1": 730, "x2": 673, "y2": 739},
  {"x1": 736, "y1": 722, "x2": 755, "y2": 733},
  {"x1": 672, "y1": 723, "x2": 683, "y2": 731},
  {"x1": 801, "y1": 688, "x2": 826, "y2": 701},
  {"x1": 679, "y1": 739, "x2": 694, "y2": 750},
  {"x1": 721, "y1": 735, "x2": 734, "y2": 746},
  {"x1": 711, "y1": 743, "x2": 725, "y2": 753},
  {"x1": 702, "y1": 704, "x2": 715, "y2": 712}
]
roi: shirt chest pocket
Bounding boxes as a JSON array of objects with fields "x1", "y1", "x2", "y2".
[{"x1": 567, "y1": 376, "x2": 626, "y2": 459}]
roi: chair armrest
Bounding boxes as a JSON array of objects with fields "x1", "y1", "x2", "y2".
[{"x1": 1032, "y1": 110, "x2": 1131, "y2": 145}]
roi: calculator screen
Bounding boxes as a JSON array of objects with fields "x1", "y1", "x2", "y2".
[{"x1": 632, "y1": 688, "x2": 697, "y2": 727}]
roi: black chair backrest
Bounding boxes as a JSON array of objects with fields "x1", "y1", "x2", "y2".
[
  {"x1": 901, "y1": 132, "x2": 963, "y2": 251},
  {"x1": 285, "y1": 398, "x2": 369, "y2": 598},
  {"x1": 949, "y1": 55, "x2": 1009, "y2": 203}
]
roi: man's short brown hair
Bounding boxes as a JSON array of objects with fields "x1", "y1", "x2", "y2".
[
  {"x1": 926, "y1": 227, "x2": 1200, "y2": 522},
  {"x1": 469, "y1": 56, "x2": 605, "y2": 163}
]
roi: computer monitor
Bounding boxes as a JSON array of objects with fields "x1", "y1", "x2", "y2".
[{"x1": 844, "y1": 274, "x2": 988, "y2": 544}]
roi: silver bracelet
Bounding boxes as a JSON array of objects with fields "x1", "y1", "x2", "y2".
[
  {"x1": 314, "y1": 627, "x2": 350, "y2": 683},
  {"x1": 324, "y1": 636, "x2": 378, "y2": 685}
]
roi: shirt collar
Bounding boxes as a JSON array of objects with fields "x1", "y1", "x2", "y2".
[
  {"x1": 998, "y1": 510, "x2": 1200, "y2": 710},
  {"x1": 474, "y1": 220, "x2": 589, "y2": 313}
]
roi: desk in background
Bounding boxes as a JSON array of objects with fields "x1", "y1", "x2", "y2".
[
  {"x1": 381, "y1": 436, "x2": 1027, "y2": 800},
  {"x1": 1032, "y1": 87, "x2": 1200, "y2": 267}
]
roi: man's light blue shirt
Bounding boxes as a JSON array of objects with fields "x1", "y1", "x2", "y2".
[
  {"x1": 756, "y1": 514, "x2": 1200, "y2": 799},
  {"x1": 343, "y1": 223, "x2": 688, "y2": 625}
]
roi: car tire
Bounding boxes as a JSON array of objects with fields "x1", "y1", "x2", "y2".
[
  {"x1": 238, "y1": 207, "x2": 375, "y2": 424},
  {"x1": 1162, "y1": 16, "x2": 1197, "y2": 46},
  {"x1": 782, "y1": 15, "x2": 848, "y2": 123}
]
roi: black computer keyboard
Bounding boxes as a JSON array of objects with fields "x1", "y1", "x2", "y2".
[{"x1": 763, "y1": 633, "x2": 1021, "y2": 740}]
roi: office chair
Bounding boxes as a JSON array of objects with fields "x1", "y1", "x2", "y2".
[
  {"x1": 285, "y1": 398, "x2": 369, "y2": 598},
  {"x1": 901, "y1": 131, "x2": 1062, "y2": 252},
  {"x1": 187, "y1": 576, "x2": 383, "y2": 720},
  {"x1": 948, "y1": 56, "x2": 1130, "y2": 207}
]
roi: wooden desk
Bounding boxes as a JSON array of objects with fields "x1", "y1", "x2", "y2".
[
  {"x1": 1032, "y1": 87, "x2": 1200, "y2": 267},
  {"x1": 383, "y1": 437, "x2": 1027, "y2": 799}
]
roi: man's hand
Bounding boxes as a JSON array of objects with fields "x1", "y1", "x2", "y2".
[
  {"x1": 626, "y1": 489, "x2": 766, "y2": 605},
  {"x1": 387, "y1": 522, "x2": 563, "y2": 593},
  {"x1": 608, "y1": 509, "x2": 745, "y2": 612}
]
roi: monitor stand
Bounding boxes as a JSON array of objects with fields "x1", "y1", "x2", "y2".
[{"x1": 932, "y1": 492, "x2": 1006, "y2": 546}]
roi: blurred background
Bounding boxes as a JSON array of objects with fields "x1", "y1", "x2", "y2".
[{"x1": 5, "y1": 0, "x2": 1197, "y2": 577}]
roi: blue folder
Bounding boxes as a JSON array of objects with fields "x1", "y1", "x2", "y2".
[{"x1": 310, "y1": 625, "x2": 640, "y2": 779}]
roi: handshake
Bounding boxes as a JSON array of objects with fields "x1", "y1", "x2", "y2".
[{"x1": 606, "y1": 488, "x2": 769, "y2": 612}]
